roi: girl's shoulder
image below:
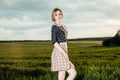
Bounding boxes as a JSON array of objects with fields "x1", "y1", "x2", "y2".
[
  {"x1": 51, "y1": 24, "x2": 57, "y2": 29},
  {"x1": 51, "y1": 24, "x2": 59, "y2": 32}
]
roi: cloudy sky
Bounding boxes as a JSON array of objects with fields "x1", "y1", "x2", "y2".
[{"x1": 0, "y1": 0, "x2": 120, "y2": 40}]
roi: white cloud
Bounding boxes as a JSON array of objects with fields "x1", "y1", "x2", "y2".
[
  {"x1": 0, "y1": 16, "x2": 46, "y2": 27},
  {"x1": 0, "y1": 27, "x2": 14, "y2": 39},
  {"x1": 22, "y1": 27, "x2": 50, "y2": 40},
  {"x1": 0, "y1": 0, "x2": 120, "y2": 40},
  {"x1": 68, "y1": 24, "x2": 119, "y2": 39},
  {"x1": 100, "y1": 19, "x2": 120, "y2": 25},
  {"x1": 104, "y1": 0, "x2": 120, "y2": 6},
  {"x1": 71, "y1": 18, "x2": 119, "y2": 28},
  {"x1": 3, "y1": 0, "x2": 16, "y2": 6},
  {"x1": 0, "y1": 27, "x2": 50, "y2": 40}
]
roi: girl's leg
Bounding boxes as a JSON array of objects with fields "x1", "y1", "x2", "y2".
[
  {"x1": 66, "y1": 68, "x2": 77, "y2": 80},
  {"x1": 58, "y1": 71, "x2": 66, "y2": 80}
]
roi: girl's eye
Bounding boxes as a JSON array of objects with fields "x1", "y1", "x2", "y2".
[
  {"x1": 55, "y1": 13, "x2": 62, "y2": 16},
  {"x1": 55, "y1": 14, "x2": 57, "y2": 16}
]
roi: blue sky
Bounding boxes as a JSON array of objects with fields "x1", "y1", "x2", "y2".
[{"x1": 0, "y1": 0, "x2": 120, "y2": 40}]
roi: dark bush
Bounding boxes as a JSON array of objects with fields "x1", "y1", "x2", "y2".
[{"x1": 102, "y1": 29, "x2": 120, "y2": 46}]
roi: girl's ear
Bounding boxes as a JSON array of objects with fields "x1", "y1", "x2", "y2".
[{"x1": 53, "y1": 16, "x2": 56, "y2": 21}]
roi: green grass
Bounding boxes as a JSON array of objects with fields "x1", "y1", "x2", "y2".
[{"x1": 0, "y1": 41, "x2": 120, "y2": 80}]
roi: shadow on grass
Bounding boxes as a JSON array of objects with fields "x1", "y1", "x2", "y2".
[
  {"x1": 75, "y1": 66, "x2": 86, "y2": 80},
  {"x1": 0, "y1": 66, "x2": 47, "y2": 80}
]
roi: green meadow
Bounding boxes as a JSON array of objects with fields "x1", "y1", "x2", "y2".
[{"x1": 0, "y1": 41, "x2": 120, "y2": 80}]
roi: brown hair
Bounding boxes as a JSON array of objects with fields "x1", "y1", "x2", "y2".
[{"x1": 51, "y1": 8, "x2": 63, "y2": 22}]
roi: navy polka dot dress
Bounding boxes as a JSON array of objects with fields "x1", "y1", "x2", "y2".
[{"x1": 51, "y1": 24, "x2": 67, "y2": 44}]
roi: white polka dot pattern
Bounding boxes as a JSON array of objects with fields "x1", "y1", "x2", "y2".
[{"x1": 51, "y1": 42, "x2": 75, "y2": 71}]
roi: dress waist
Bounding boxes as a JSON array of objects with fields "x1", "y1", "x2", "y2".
[
  {"x1": 59, "y1": 42, "x2": 67, "y2": 45},
  {"x1": 59, "y1": 42, "x2": 68, "y2": 52}
]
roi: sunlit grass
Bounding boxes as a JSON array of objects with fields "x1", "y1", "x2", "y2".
[{"x1": 0, "y1": 41, "x2": 120, "y2": 80}]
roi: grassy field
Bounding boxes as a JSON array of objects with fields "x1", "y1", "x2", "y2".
[{"x1": 0, "y1": 41, "x2": 120, "y2": 80}]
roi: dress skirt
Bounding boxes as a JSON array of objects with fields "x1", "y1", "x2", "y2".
[{"x1": 51, "y1": 42, "x2": 74, "y2": 71}]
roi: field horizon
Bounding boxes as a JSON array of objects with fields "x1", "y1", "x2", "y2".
[{"x1": 0, "y1": 36, "x2": 112, "y2": 42}]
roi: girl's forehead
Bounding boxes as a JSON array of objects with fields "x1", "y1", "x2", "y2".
[{"x1": 54, "y1": 10, "x2": 61, "y2": 14}]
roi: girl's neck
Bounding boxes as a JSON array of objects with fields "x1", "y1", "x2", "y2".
[{"x1": 55, "y1": 21, "x2": 62, "y2": 26}]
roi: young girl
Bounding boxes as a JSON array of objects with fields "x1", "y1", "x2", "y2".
[{"x1": 51, "y1": 8, "x2": 77, "y2": 80}]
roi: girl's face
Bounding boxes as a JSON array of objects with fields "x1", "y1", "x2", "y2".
[{"x1": 54, "y1": 10, "x2": 63, "y2": 22}]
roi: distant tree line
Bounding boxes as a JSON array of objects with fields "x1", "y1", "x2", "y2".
[
  {"x1": 68, "y1": 37, "x2": 111, "y2": 41},
  {"x1": 0, "y1": 40, "x2": 50, "y2": 43},
  {"x1": 0, "y1": 37, "x2": 113, "y2": 43}
]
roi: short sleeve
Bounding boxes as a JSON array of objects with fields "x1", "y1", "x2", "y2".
[{"x1": 51, "y1": 25, "x2": 57, "y2": 44}]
